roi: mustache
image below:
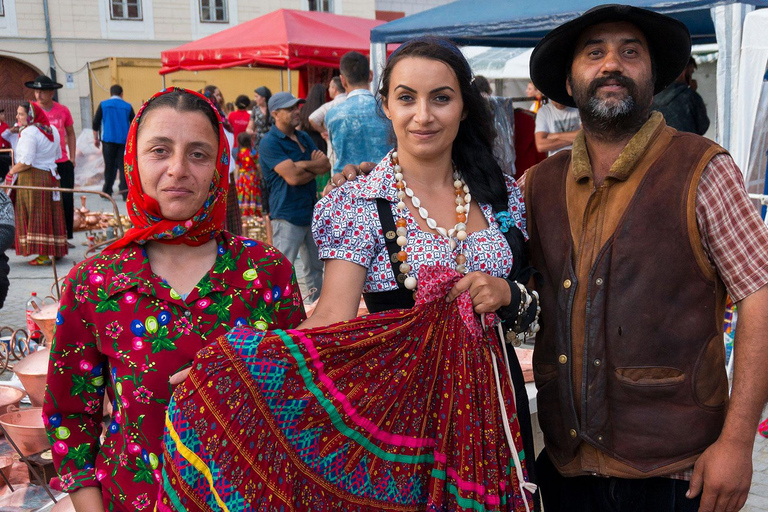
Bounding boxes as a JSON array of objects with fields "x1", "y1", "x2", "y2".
[{"x1": 588, "y1": 73, "x2": 637, "y2": 95}]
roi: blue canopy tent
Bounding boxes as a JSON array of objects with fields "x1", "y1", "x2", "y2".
[{"x1": 369, "y1": 0, "x2": 768, "y2": 150}]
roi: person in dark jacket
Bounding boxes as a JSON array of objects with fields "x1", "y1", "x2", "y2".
[
  {"x1": 0, "y1": 190, "x2": 13, "y2": 309},
  {"x1": 652, "y1": 56, "x2": 710, "y2": 135}
]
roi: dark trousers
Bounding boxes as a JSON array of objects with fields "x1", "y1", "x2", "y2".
[
  {"x1": 102, "y1": 141, "x2": 126, "y2": 199},
  {"x1": 536, "y1": 450, "x2": 701, "y2": 512},
  {"x1": 57, "y1": 160, "x2": 75, "y2": 239},
  {"x1": 0, "y1": 153, "x2": 11, "y2": 182}
]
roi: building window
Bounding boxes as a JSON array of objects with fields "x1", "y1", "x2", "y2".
[
  {"x1": 0, "y1": 0, "x2": 6, "y2": 16},
  {"x1": 307, "y1": 0, "x2": 333, "y2": 12},
  {"x1": 200, "y1": 0, "x2": 228, "y2": 23},
  {"x1": 110, "y1": 0, "x2": 142, "y2": 20}
]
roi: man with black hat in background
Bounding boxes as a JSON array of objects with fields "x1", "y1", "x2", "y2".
[
  {"x1": 25, "y1": 75, "x2": 77, "y2": 245},
  {"x1": 524, "y1": 5, "x2": 768, "y2": 511}
]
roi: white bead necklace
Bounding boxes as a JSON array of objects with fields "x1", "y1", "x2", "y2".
[{"x1": 391, "y1": 151, "x2": 471, "y2": 290}]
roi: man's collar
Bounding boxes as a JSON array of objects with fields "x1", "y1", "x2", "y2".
[
  {"x1": 271, "y1": 124, "x2": 292, "y2": 139},
  {"x1": 571, "y1": 111, "x2": 666, "y2": 182},
  {"x1": 347, "y1": 89, "x2": 373, "y2": 98}
]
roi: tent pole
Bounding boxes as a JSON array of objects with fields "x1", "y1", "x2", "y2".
[
  {"x1": 280, "y1": 70, "x2": 285, "y2": 91},
  {"x1": 162, "y1": 74, "x2": 166, "y2": 89},
  {"x1": 288, "y1": 68, "x2": 292, "y2": 93},
  {"x1": 370, "y1": 42, "x2": 387, "y2": 94}
]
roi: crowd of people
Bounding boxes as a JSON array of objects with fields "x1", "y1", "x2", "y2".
[{"x1": 8, "y1": 4, "x2": 765, "y2": 512}]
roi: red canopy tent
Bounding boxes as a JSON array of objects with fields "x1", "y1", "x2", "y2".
[{"x1": 159, "y1": 9, "x2": 387, "y2": 97}]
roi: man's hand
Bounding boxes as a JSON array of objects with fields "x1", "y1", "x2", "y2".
[
  {"x1": 687, "y1": 437, "x2": 753, "y2": 512},
  {"x1": 94, "y1": 138, "x2": 100, "y2": 149},
  {"x1": 445, "y1": 272, "x2": 512, "y2": 314},
  {"x1": 311, "y1": 149, "x2": 324, "y2": 161},
  {"x1": 329, "y1": 162, "x2": 376, "y2": 188}
]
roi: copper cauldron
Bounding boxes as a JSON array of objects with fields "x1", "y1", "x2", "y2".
[{"x1": 0, "y1": 407, "x2": 50, "y2": 456}]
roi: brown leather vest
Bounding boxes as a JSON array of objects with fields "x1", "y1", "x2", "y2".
[{"x1": 527, "y1": 131, "x2": 729, "y2": 473}]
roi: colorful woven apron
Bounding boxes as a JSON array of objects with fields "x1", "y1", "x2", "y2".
[{"x1": 160, "y1": 265, "x2": 536, "y2": 512}]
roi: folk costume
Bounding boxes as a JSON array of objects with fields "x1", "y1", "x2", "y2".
[
  {"x1": 234, "y1": 145, "x2": 261, "y2": 217},
  {"x1": 12, "y1": 102, "x2": 68, "y2": 260},
  {"x1": 43, "y1": 88, "x2": 305, "y2": 512},
  {"x1": 159, "y1": 152, "x2": 539, "y2": 512}
]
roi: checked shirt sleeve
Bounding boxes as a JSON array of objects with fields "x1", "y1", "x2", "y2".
[
  {"x1": 696, "y1": 153, "x2": 768, "y2": 302},
  {"x1": 43, "y1": 264, "x2": 108, "y2": 492}
]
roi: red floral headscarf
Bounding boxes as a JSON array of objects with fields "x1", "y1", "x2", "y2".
[
  {"x1": 107, "y1": 88, "x2": 230, "y2": 251},
  {"x1": 21, "y1": 102, "x2": 54, "y2": 142}
]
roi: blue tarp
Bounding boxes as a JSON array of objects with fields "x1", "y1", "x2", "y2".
[{"x1": 370, "y1": 0, "x2": 768, "y2": 46}]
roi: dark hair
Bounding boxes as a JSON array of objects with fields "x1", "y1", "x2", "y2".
[
  {"x1": 474, "y1": 75, "x2": 492, "y2": 95},
  {"x1": 110, "y1": 84, "x2": 123, "y2": 96},
  {"x1": 236, "y1": 131, "x2": 252, "y2": 148},
  {"x1": 378, "y1": 37, "x2": 508, "y2": 212},
  {"x1": 330, "y1": 76, "x2": 345, "y2": 93},
  {"x1": 235, "y1": 94, "x2": 250, "y2": 110},
  {"x1": 300, "y1": 84, "x2": 328, "y2": 132},
  {"x1": 340, "y1": 51, "x2": 370, "y2": 87},
  {"x1": 19, "y1": 102, "x2": 30, "y2": 114},
  {"x1": 139, "y1": 90, "x2": 219, "y2": 142},
  {"x1": 254, "y1": 86, "x2": 272, "y2": 101}
]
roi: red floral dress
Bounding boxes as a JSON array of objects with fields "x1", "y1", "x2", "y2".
[
  {"x1": 235, "y1": 146, "x2": 261, "y2": 217},
  {"x1": 43, "y1": 233, "x2": 305, "y2": 511}
]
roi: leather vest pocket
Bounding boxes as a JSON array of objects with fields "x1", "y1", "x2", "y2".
[
  {"x1": 615, "y1": 366, "x2": 685, "y2": 387},
  {"x1": 534, "y1": 363, "x2": 558, "y2": 384}
]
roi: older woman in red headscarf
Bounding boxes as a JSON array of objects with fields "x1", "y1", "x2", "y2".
[
  {"x1": 43, "y1": 88, "x2": 305, "y2": 512},
  {"x1": 8, "y1": 101, "x2": 67, "y2": 265}
]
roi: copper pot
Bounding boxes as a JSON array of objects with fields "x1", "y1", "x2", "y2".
[
  {"x1": 0, "y1": 386, "x2": 26, "y2": 415},
  {"x1": 0, "y1": 407, "x2": 50, "y2": 456},
  {"x1": 13, "y1": 348, "x2": 50, "y2": 407}
]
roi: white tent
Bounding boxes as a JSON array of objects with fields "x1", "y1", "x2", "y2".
[
  {"x1": 730, "y1": 8, "x2": 768, "y2": 199},
  {"x1": 462, "y1": 47, "x2": 533, "y2": 80}
]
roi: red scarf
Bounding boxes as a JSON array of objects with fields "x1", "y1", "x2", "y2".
[
  {"x1": 22, "y1": 103, "x2": 54, "y2": 142},
  {"x1": 107, "y1": 88, "x2": 230, "y2": 251}
]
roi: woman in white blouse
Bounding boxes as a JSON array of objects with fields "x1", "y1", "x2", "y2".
[{"x1": 8, "y1": 102, "x2": 68, "y2": 265}]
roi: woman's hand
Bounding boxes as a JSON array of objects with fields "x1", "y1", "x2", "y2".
[
  {"x1": 169, "y1": 367, "x2": 191, "y2": 386},
  {"x1": 446, "y1": 272, "x2": 512, "y2": 314},
  {"x1": 69, "y1": 486, "x2": 106, "y2": 512}
]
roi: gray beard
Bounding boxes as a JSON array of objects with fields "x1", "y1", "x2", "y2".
[{"x1": 587, "y1": 95, "x2": 635, "y2": 120}]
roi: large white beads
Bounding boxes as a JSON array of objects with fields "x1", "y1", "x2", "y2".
[{"x1": 404, "y1": 276, "x2": 418, "y2": 290}]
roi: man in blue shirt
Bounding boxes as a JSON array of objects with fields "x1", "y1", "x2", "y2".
[
  {"x1": 326, "y1": 52, "x2": 392, "y2": 173},
  {"x1": 259, "y1": 92, "x2": 330, "y2": 302},
  {"x1": 93, "y1": 84, "x2": 135, "y2": 200}
]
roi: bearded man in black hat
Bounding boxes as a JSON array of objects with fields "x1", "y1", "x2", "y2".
[
  {"x1": 25, "y1": 75, "x2": 76, "y2": 245},
  {"x1": 523, "y1": 5, "x2": 768, "y2": 512}
]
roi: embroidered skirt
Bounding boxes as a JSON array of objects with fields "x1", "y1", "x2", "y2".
[
  {"x1": 160, "y1": 266, "x2": 534, "y2": 512},
  {"x1": 14, "y1": 168, "x2": 68, "y2": 258}
]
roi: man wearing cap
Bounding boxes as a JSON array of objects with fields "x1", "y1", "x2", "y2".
[
  {"x1": 259, "y1": 92, "x2": 330, "y2": 302},
  {"x1": 524, "y1": 5, "x2": 768, "y2": 511},
  {"x1": 25, "y1": 75, "x2": 77, "y2": 244}
]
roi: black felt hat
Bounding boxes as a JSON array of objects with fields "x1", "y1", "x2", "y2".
[
  {"x1": 529, "y1": 4, "x2": 691, "y2": 108},
  {"x1": 24, "y1": 75, "x2": 63, "y2": 90}
]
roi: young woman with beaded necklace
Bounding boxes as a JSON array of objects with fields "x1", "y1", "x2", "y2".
[{"x1": 308, "y1": 36, "x2": 541, "y2": 505}]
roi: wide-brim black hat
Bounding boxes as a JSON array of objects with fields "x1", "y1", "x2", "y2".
[
  {"x1": 24, "y1": 75, "x2": 63, "y2": 90},
  {"x1": 530, "y1": 4, "x2": 691, "y2": 108}
]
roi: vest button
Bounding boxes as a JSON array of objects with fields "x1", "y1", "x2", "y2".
[
  {"x1": 558, "y1": 354, "x2": 568, "y2": 364},
  {"x1": 597, "y1": 435, "x2": 604, "y2": 442},
  {"x1": 569, "y1": 429, "x2": 577, "y2": 438},
  {"x1": 593, "y1": 359, "x2": 601, "y2": 366},
  {"x1": 563, "y1": 279, "x2": 572, "y2": 289},
  {"x1": 595, "y1": 278, "x2": 604, "y2": 286}
]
